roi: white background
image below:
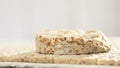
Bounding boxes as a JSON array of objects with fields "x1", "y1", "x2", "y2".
[{"x1": 0, "y1": 0, "x2": 120, "y2": 41}]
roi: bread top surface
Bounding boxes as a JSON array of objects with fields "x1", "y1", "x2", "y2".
[{"x1": 36, "y1": 30, "x2": 110, "y2": 44}]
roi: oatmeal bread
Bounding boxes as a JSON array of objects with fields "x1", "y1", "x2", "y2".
[
  {"x1": 35, "y1": 30, "x2": 111, "y2": 55},
  {"x1": 54, "y1": 50, "x2": 120, "y2": 66},
  {"x1": 6, "y1": 50, "x2": 120, "y2": 66},
  {"x1": 7, "y1": 52, "x2": 55, "y2": 63}
]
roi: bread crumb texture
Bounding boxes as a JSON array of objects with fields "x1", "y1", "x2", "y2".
[{"x1": 36, "y1": 30, "x2": 111, "y2": 55}]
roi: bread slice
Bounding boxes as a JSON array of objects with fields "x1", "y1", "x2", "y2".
[
  {"x1": 35, "y1": 30, "x2": 111, "y2": 55},
  {"x1": 7, "y1": 52, "x2": 55, "y2": 63},
  {"x1": 54, "y1": 51, "x2": 120, "y2": 66},
  {"x1": 6, "y1": 49, "x2": 120, "y2": 66}
]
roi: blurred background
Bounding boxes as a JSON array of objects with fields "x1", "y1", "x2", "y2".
[{"x1": 0, "y1": 0, "x2": 120, "y2": 41}]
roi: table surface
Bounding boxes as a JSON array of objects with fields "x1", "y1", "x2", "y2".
[{"x1": 0, "y1": 37, "x2": 120, "y2": 68}]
